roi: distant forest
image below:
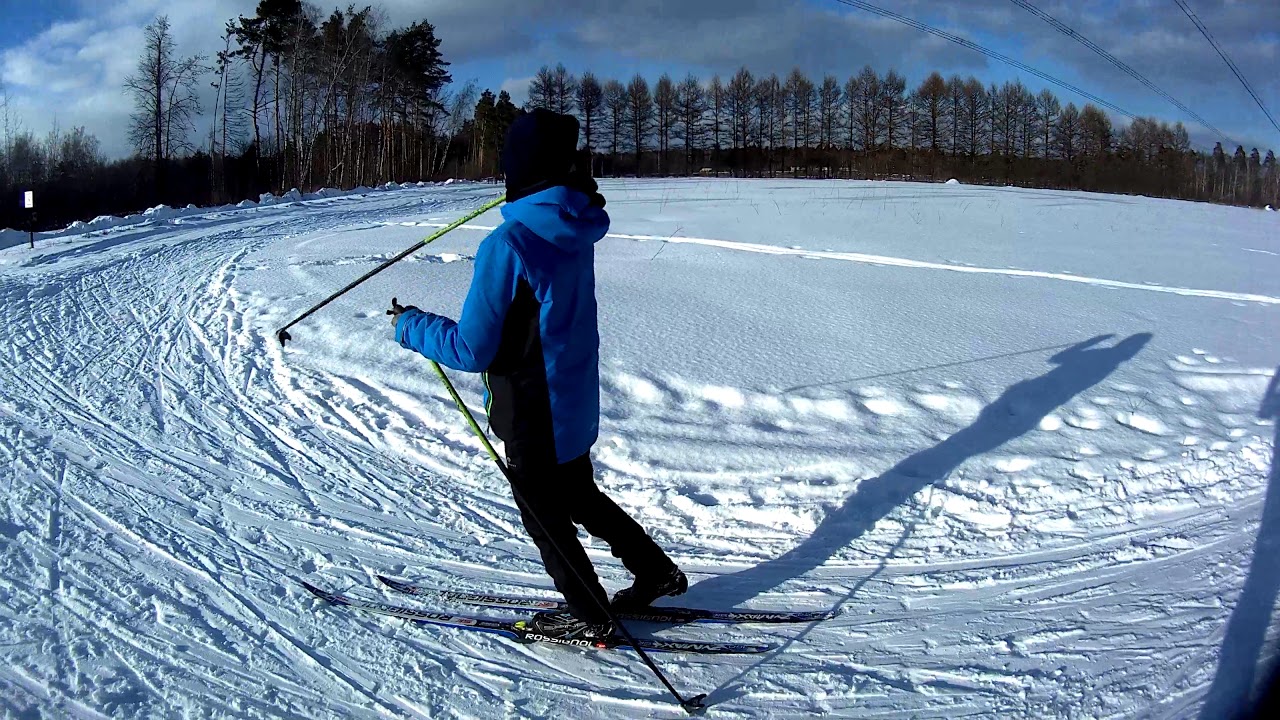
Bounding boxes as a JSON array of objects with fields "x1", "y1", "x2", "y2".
[{"x1": 1, "y1": 1, "x2": 1276, "y2": 233}]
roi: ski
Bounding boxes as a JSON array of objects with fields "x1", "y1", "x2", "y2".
[
  {"x1": 376, "y1": 575, "x2": 840, "y2": 624},
  {"x1": 301, "y1": 581, "x2": 770, "y2": 655}
]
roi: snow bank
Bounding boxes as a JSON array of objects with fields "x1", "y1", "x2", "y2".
[
  {"x1": 143, "y1": 204, "x2": 177, "y2": 220},
  {"x1": 304, "y1": 188, "x2": 344, "y2": 199},
  {"x1": 0, "y1": 228, "x2": 31, "y2": 251},
  {"x1": 945, "y1": 178, "x2": 961, "y2": 185},
  {"x1": 88, "y1": 214, "x2": 126, "y2": 230}
]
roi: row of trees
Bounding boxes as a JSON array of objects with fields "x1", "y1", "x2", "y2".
[
  {"x1": 178, "y1": 1, "x2": 469, "y2": 201},
  {"x1": 2, "y1": 2, "x2": 473, "y2": 231},
  {"x1": 474, "y1": 63, "x2": 1277, "y2": 208},
  {"x1": 3, "y1": 4, "x2": 1278, "y2": 233}
]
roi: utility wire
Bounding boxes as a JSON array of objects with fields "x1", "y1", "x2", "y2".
[
  {"x1": 1008, "y1": 0, "x2": 1227, "y2": 139},
  {"x1": 830, "y1": 0, "x2": 1137, "y2": 119},
  {"x1": 1173, "y1": 0, "x2": 1280, "y2": 138}
]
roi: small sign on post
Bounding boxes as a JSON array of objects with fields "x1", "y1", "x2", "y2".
[{"x1": 22, "y1": 191, "x2": 34, "y2": 249}]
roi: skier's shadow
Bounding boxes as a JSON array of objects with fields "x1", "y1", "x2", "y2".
[
  {"x1": 1198, "y1": 367, "x2": 1280, "y2": 720},
  {"x1": 683, "y1": 332, "x2": 1152, "y2": 611}
]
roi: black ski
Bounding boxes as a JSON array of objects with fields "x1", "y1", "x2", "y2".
[
  {"x1": 301, "y1": 581, "x2": 770, "y2": 655},
  {"x1": 376, "y1": 575, "x2": 840, "y2": 624}
]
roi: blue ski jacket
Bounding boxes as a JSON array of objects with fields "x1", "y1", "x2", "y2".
[{"x1": 396, "y1": 187, "x2": 610, "y2": 464}]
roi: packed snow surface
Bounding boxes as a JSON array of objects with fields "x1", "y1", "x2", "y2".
[{"x1": 0, "y1": 179, "x2": 1276, "y2": 718}]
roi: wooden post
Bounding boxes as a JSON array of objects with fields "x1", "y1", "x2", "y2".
[{"x1": 23, "y1": 191, "x2": 34, "y2": 249}]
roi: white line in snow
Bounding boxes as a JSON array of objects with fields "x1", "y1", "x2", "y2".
[{"x1": 402, "y1": 222, "x2": 1280, "y2": 306}]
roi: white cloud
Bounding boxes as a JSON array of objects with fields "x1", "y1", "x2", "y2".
[
  {"x1": 500, "y1": 76, "x2": 534, "y2": 107},
  {"x1": 1, "y1": 1, "x2": 255, "y2": 158}
]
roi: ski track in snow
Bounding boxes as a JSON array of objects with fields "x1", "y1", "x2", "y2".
[
  {"x1": 397, "y1": 226, "x2": 1280, "y2": 306},
  {"x1": 0, "y1": 179, "x2": 1275, "y2": 718}
]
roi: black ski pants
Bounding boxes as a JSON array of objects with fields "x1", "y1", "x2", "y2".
[{"x1": 505, "y1": 451, "x2": 674, "y2": 624}]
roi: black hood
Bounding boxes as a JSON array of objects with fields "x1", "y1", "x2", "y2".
[{"x1": 502, "y1": 108, "x2": 605, "y2": 208}]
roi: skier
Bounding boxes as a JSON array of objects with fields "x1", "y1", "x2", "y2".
[{"x1": 388, "y1": 109, "x2": 686, "y2": 641}]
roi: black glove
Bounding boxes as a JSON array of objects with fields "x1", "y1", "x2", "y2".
[{"x1": 387, "y1": 296, "x2": 419, "y2": 329}]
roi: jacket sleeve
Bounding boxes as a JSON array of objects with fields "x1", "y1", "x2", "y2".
[{"x1": 395, "y1": 231, "x2": 522, "y2": 372}]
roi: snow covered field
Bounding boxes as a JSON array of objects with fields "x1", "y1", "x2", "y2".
[{"x1": 0, "y1": 178, "x2": 1276, "y2": 718}]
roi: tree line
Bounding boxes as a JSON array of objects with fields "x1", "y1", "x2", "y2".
[
  {"x1": 1, "y1": 1, "x2": 467, "y2": 232},
  {"x1": 461, "y1": 63, "x2": 1278, "y2": 209},
  {"x1": 2, "y1": 3, "x2": 1278, "y2": 234}
]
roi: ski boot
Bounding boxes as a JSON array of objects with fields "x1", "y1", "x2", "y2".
[{"x1": 612, "y1": 566, "x2": 688, "y2": 610}]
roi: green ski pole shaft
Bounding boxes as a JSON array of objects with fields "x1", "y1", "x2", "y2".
[
  {"x1": 429, "y1": 361, "x2": 502, "y2": 465},
  {"x1": 277, "y1": 195, "x2": 503, "y2": 346}
]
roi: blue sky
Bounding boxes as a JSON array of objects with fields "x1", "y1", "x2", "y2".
[{"x1": 1, "y1": 0, "x2": 1276, "y2": 159}]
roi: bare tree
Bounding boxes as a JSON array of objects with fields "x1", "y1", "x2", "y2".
[
  {"x1": 56, "y1": 126, "x2": 103, "y2": 178},
  {"x1": 757, "y1": 74, "x2": 782, "y2": 174},
  {"x1": 960, "y1": 77, "x2": 986, "y2": 157},
  {"x1": 709, "y1": 75, "x2": 725, "y2": 156},
  {"x1": 727, "y1": 67, "x2": 755, "y2": 153},
  {"x1": 1036, "y1": 89, "x2": 1061, "y2": 160},
  {"x1": 626, "y1": 74, "x2": 653, "y2": 172},
  {"x1": 528, "y1": 65, "x2": 555, "y2": 110},
  {"x1": 576, "y1": 72, "x2": 604, "y2": 156},
  {"x1": 676, "y1": 74, "x2": 705, "y2": 172},
  {"x1": 852, "y1": 66, "x2": 882, "y2": 152},
  {"x1": 433, "y1": 81, "x2": 478, "y2": 177},
  {"x1": 1018, "y1": 89, "x2": 1039, "y2": 159},
  {"x1": 946, "y1": 75, "x2": 964, "y2": 156},
  {"x1": 604, "y1": 79, "x2": 628, "y2": 159},
  {"x1": 843, "y1": 73, "x2": 858, "y2": 154},
  {"x1": 550, "y1": 64, "x2": 577, "y2": 114},
  {"x1": 881, "y1": 70, "x2": 906, "y2": 150},
  {"x1": 210, "y1": 21, "x2": 246, "y2": 198},
  {"x1": 818, "y1": 75, "x2": 841, "y2": 149},
  {"x1": 917, "y1": 72, "x2": 947, "y2": 153},
  {"x1": 1079, "y1": 104, "x2": 1113, "y2": 158},
  {"x1": 654, "y1": 74, "x2": 677, "y2": 174},
  {"x1": 786, "y1": 69, "x2": 810, "y2": 157},
  {"x1": 0, "y1": 84, "x2": 14, "y2": 183},
  {"x1": 1054, "y1": 102, "x2": 1080, "y2": 161},
  {"x1": 125, "y1": 15, "x2": 205, "y2": 191},
  {"x1": 905, "y1": 90, "x2": 922, "y2": 153}
]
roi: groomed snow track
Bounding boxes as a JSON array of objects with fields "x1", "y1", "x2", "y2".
[{"x1": 0, "y1": 179, "x2": 1275, "y2": 718}]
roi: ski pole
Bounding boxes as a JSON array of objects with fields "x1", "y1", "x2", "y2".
[
  {"x1": 429, "y1": 360, "x2": 708, "y2": 713},
  {"x1": 276, "y1": 195, "x2": 504, "y2": 346}
]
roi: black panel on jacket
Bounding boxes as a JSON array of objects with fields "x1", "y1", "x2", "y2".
[{"x1": 484, "y1": 278, "x2": 556, "y2": 462}]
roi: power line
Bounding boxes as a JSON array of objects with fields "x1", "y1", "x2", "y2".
[
  {"x1": 830, "y1": 0, "x2": 1137, "y2": 120},
  {"x1": 1173, "y1": 0, "x2": 1280, "y2": 138},
  {"x1": 1007, "y1": 0, "x2": 1227, "y2": 139}
]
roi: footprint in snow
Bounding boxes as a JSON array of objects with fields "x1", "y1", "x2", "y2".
[
  {"x1": 1116, "y1": 412, "x2": 1168, "y2": 436},
  {"x1": 1065, "y1": 414, "x2": 1104, "y2": 431},
  {"x1": 860, "y1": 397, "x2": 905, "y2": 417},
  {"x1": 995, "y1": 457, "x2": 1036, "y2": 473}
]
